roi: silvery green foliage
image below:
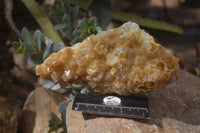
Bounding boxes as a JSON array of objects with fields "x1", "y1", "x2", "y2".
[
  {"x1": 12, "y1": 0, "x2": 103, "y2": 94},
  {"x1": 12, "y1": 28, "x2": 64, "y2": 67},
  {"x1": 12, "y1": 28, "x2": 70, "y2": 93},
  {"x1": 50, "y1": 0, "x2": 102, "y2": 45},
  {"x1": 42, "y1": 80, "x2": 67, "y2": 93}
]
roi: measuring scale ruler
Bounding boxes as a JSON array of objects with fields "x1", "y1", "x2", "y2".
[{"x1": 72, "y1": 93, "x2": 150, "y2": 119}]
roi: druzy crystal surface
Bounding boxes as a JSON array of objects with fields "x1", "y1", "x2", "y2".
[{"x1": 36, "y1": 22, "x2": 179, "y2": 95}]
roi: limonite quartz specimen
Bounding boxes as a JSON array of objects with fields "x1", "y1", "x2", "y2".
[{"x1": 36, "y1": 22, "x2": 179, "y2": 95}]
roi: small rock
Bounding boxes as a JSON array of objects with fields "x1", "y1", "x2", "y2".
[
  {"x1": 66, "y1": 70, "x2": 200, "y2": 133},
  {"x1": 22, "y1": 87, "x2": 67, "y2": 133}
]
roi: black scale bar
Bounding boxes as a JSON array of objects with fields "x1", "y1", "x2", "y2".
[{"x1": 72, "y1": 93, "x2": 150, "y2": 119}]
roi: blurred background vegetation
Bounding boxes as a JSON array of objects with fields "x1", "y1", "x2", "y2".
[{"x1": 1, "y1": 0, "x2": 200, "y2": 132}]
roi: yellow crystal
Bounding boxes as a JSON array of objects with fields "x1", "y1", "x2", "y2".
[{"x1": 36, "y1": 22, "x2": 179, "y2": 95}]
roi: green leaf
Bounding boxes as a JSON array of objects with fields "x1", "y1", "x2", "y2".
[
  {"x1": 42, "y1": 80, "x2": 56, "y2": 89},
  {"x1": 78, "y1": 19, "x2": 86, "y2": 31},
  {"x1": 50, "y1": 112, "x2": 60, "y2": 122},
  {"x1": 72, "y1": 29, "x2": 81, "y2": 37},
  {"x1": 54, "y1": 1, "x2": 63, "y2": 12},
  {"x1": 33, "y1": 30, "x2": 45, "y2": 52},
  {"x1": 63, "y1": 12, "x2": 71, "y2": 23},
  {"x1": 53, "y1": 42, "x2": 65, "y2": 52},
  {"x1": 21, "y1": 27, "x2": 33, "y2": 45},
  {"x1": 88, "y1": 18, "x2": 101, "y2": 34},
  {"x1": 43, "y1": 39, "x2": 54, "y2": 59},
  {"x1": 27, "y1": 54, "x2": 43, "y2": 67},
  {"x1": 96, "y1": 26, "x2": 102, "y2": 33},
  {"x1": 59, "y1": 100, "x2": 71, "y2": 114},
  {"x1": 54, "y1": 23, "x2": 70, "y2": 30},
  {"x1": 23, "y1": 42, "x2": 37, "y2": 56},
  {"x1": 21, "y1": 27, "x2": 38, "y2": 55},
  {"x1": 43, "y1": 40, "x2": 64, "y2": 59},
  {"x1": 71, "y1": 6, "x2": 79, "y2": 24},
  {"x1": 72, "y1": 36, "x2": 82, "y2": 44},
  {"x1": 12, "y1": 41, "x2": 24, "y2": 54},
  {"x1": 65, "y1": 28, "x2": 74, "y2": 41},
  {"x1": 51, "y1": 84, "x2": 62, "y2": 91},
  {"x1": 79, "y1": 19, "x2": 89, "y2": 39},
  {"x1": 88, "y1": 0, "x2": 112, "y2": 29},
  {"x1": 58, "y1": 100, "x2": 71, "y2": 123},
  {"x1": 42, "y1": 80, "x2": 66, "y2": 93},
  {"x1": 48, "y1": 112, "x2": 66, "y2": 133},
  {"x1": 78, "y1": 18, "x2": 101, "y2": 41},
  {"x1": 63, "y1": 0, "x2": 70, "y2": 12},
  {"x1": 49, "y1": 6, "x2": 63, "y2": 19},
  {"x1": 48, "y1": 125, "x2": 61, "y2": 133},
  {"x1": 49, "y1": 0, "x2": 64, "y2": 18}
]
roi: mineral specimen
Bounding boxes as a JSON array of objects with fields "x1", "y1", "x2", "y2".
[{"x1": 36, "y1": 22, "x2": 179, "y2": 95}]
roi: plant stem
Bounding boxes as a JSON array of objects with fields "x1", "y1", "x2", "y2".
[
  {"x1": 21, "y1": 0, "x2": 63, "y2": 42},
  {"x1": 112, "y1": 10, "x2": 183, "y2": 34},
  {"x1": 70, "y1": 0, "x2": 183, "y2": 34}
]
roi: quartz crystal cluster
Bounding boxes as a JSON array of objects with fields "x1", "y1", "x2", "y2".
[{"x1": 36, "y1": 22, "x2": 179, "y2": 95}]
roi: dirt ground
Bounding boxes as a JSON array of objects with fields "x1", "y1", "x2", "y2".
[{"x1": 0, "y1": 0, "x2": 200, "y2": 132}]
